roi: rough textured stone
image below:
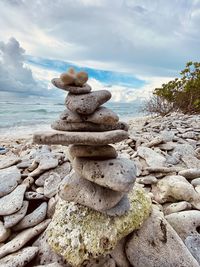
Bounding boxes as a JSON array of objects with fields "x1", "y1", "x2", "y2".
[
  {"x1": 44, "y1": 173, "x2": 61, "y2": 198},
  {"x1": 59, "y1": 173, "x2": 124, "y2": 211},
  {"x1": 0, "y1": 221, "x2": 10, "y2": 242},
  {"x1": 137, "y1": 147, "x2": 166, "y2": 168},
  {"x1": 25, "y1": 191, "x2": 45, "y2": 200},
  {"x1": 174, "y1": 144, "x2": 200, "y2": 168},
  {"x1": 185, "y1": 234, "x2": 200, "y2": 265},
  {"x1": 69, "y1": 145, "x2": 117, "y2": 159},
  {"x1": 103, "y1": 195, "x2": 130, "y2": 217},
  {"x1": 65, "y1": 90, "x2": 111, "y2": 115},
  {"x1": 163, "y1": 201, "x2": 192, "y2": 215},
  {"x1": 110, "y1": 237, "x2": 131, "y2": 267},
  {"x1": 51, "y1": 120, "x2": 128, "y2": 132},
  {"x1": 137, "y1": 175, "x2": 158, "y2": 185},
  {"x1": 52, "y1": 78, "x2": 91, "y2": 94},
  {"x1": 14, "y1": 202, "x2": 47, "y2": 231},
  {"x1": 0, "y1": 246, "x2": 38, "y2": 267},
  {"x1": 33, "y1": 130, "x2": 129, "y2": 146},
  {"x1": 60, "y1": 106, "x2": 119, "y2": 125},
  {"x1": 85, "y1": 255, "x2": 116, "y2": 267},
  {"x1": 165, "y1": 210, "x2": 200, "y2": 240},
  {"x1": 73, "y1": 158, "x2": 136, "y2": 192},
  {"x1": 4, "y1": 201, "x2": 29, "y2": 228},
  {"x1": 179, "y1": 168, "x2": 200, "y2": 179},
  {"x1": 47, "y1": 186, "x2": 151, "y2": 266},
  {"x1": 0, "y1": 219, "x2": 50, "y2": 259},
  {"x1": 125, "y1": 206, "x2": 199, "y2": 267},
  {"x1": 152, "y1": 175, "x2": 200, "y2": 209},
  {"x1": 0, "y1": 166, "x2": 21, "y2": 197},
  {"x1": 0, "y1": 156, "x2": 21, "y2": 169},
  {"x1": 0, "y1": 185, "x2": 26, "y2": 216}
]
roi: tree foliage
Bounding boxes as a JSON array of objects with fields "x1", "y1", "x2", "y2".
[{"x1": 144, "y1": 62, "x2": 200, "y2": 115}]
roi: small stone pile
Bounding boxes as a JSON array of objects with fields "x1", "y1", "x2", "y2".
[{"x1": 33, "y1": 68, "x2": 152, "y2": 266}]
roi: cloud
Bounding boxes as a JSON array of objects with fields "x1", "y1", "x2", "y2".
[
  {"x1": 0, "y1": 37, "x2": 62, "y2": 97},
  {"x1": 0, "y1": 0, "x2": 199, "y2": 77}
]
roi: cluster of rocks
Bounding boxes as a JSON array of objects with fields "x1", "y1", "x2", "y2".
[{"x1": 33, "y1": 68, "x2": 151, "y2": 266}]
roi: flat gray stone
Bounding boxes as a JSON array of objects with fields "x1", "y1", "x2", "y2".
[
  {"x1": 179, "y1": 168, "x2": 200, "y2": 179},
  {"x1": 4, "y1": 201, "x2": 29, "y2": 228},
  {"x1": 0, "y1": 185, "x2": 26, "y2": 216},
  {"x1": 137, "y1": 147, "x2": 166, "y2": 168},
  {"x1": 60, "y1": 106, "x2": 119, "y2": 125},
  {"x1": 14, "y1": 202, "x2": 47, "y2": 231},
  {"x1": 73, "y1": 158, "x2": 136, "y2": 192},
  {"x1": 68, "y1": 144, "x2": 117, "y2": 159},
  {"x1": 126, "y1": 206, "x2": 200, "y2": 267},
  {"x1": 103, "y1": 195, "x2": 130, "y2": 216},
  {"x1": 0, "y1": 156, "x2": 21, "y2": 170},
  {"x1": 0, "y1": 219, "x2": 50, "y2": 259},
  {"x1": 44, "y1": 173, "x2": 61, "y2": 198},
  {"x1": 65, "y1": 90, "x2": 111, "y2": 115},
  {"x1": 52, "y1": 78, "x2": 91, "y2": 94},
  {"x1": 0, "y1": 246, "x2": 38, "y2": 267},
  {"x1": 185, "y1": 234, "x2": 200, "y2": 265},
  {"x1": 59, "y1": 173, "x2": 124, "y2": 211},
  {"x1": 0, "y1": 166, "x2": 21, "y2": 197},
  {"x1": 33, "y1": 130, "x2": 129, "y2": 146},
  {"x1": 51, "y1": 120, "x2": 128, "y2": 132}
]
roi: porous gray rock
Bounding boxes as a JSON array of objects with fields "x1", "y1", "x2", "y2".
[
  {"x1": 33, "y1": 129, "x2": 129, "y2": 146},
  {"x1": 44, "y1": 173, "x2": 62, "y2": 198},
  {"x1": 0, "y1": 221, "x2": 10, "y2": 243},
  {"x1": 14, "y1": 202, "x2": 47, "y2": 231},
  {"x1": 103, "y1": 195, "x2": 130, "y2": 217},
  {"x1": 3, "y1": 201, "x2": 29, "y2": 228},
  {"x1": 0, "y1": 166, "x2": 21, "y2": 197},
  {"x1": 73, "y1": 157, "x2": 136, "y2": 192},
  {"x1": 185, "y1": 234, "x2": 200, "y2": 265},
  {"x1": 179, "y1": 168, "x2": 200, "y2": 179},
  {"x1": 125, "y1": 206, "x2": 199, "y2": 267},
  {"x1": 0, "y1": 156, "x2": 21, "y2": 169},
  {"x1": 0, "y1": 185, "x2": 26, "y2": 216},
  {"x1": 51, "y1": 120, "x2": 128, "y2": 132},
  {"x1": 163, "y1": 201, "x2": 192, "y2": 215},
  {"x1": 52, "y1": 78, "x2": 91, "y2": 94},
  {"x1": 25, "y1": 191, "x2": 45, "y2": 200},
  {"x1": 65, "y1": 90, "x2": 111, "y2": 115},
  {"x1": 0, "y1": 246, "x2": 39, "y2": 267},
  {"x1": 68, "y1": 144, "x2": 117, "y2": 159},
  {"x1": 137, "y1": 147, "x2": 166, "y2": 168},
  {"x1": 59, "y1": 173, "x2": 124, "y2": 211}
]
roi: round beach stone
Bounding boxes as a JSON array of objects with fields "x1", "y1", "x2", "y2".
[
  {"x1": 14, "y1": 202, "x2": 47, "y2": 231},
  {"x1": 65, "y1": 90, "x2": 111, "y2": 115},
  {"x1": 73, "y1": 158, "x2": 136, "y2": 192},
  {"x1": 52, "y1": 78, "x2": 92, "y2": 94},
  {"x1": 59, "y1": 173, "x2": 124, "y2": 211},
  {"x1": 51, "y1": 120, "x2": 128, "y2": 132},
  {"x1": 68, "y1": 145, "x2": 117, "y2": 159},
  {"x1": 47, "y1": 186, "x2": 151, "y2": 266},
  {"x1": 0, "y1": 185, "x2": 26, "y2": 216},
  {"x1": 0, "y1": 166, "x2": 21, "y2": 197},
  {"x1": 33, "y1": 129, "x2": 129, "y2": 146},
  {"x1": 4, "y1": 201, "x2": 29, "y2": 228}
]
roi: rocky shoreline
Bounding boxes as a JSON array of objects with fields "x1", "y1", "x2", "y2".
[{"x1": 0, "y1": 112, "x2": 200, "y2": 266}]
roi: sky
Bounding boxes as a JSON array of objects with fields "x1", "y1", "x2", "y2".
[{"x1": 0, "y1": 0, "x2": 199, "y2": 103}]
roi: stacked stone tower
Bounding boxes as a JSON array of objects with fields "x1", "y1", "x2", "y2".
[{"x1": 33, "y1": 68, "x2": 151, "y2": 266}]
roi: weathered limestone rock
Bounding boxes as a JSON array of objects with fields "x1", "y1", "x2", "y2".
[
  {"x1": 65, "y1": 90, "x2": 111, "y2": 115},
  {"x1": 0, "y1": 246, "x2": 38, "y2": 267},
  {"x1": 110, "y1": 237, "x2": 131, "y2": 267},
  {"x1": 125, "y1": 206, "x2": 199, "y2": 267},
  {"x1": 3, "y1": 201, "x2": 29, "y2": 228},
  {"x1": 163, "y1": 201, "x2": 192, "y2": 215},
  {"x1": 0, "y1": 156, "x2": 21, "y2": 170},
  {"x1": 51, "y1": 120, "x2": 128, "y2": 132},
  {"x1": 0, "y1": 166, "x2": 21, "y2": 197},
  {"x1": 137, "y1": 147, "x2": 166, "y2": 168},
  {"x1": 47, "y1": 186, "x2": 151, "y2": 266},
  {"x1": 73, "y1": 158, "x2": 136, "y2": 192},
  {"x1": 0, "y1": 221, "x2": 10, "y2": 243},
  {"x1": 59, "y1": 173, "x2": 124, "y2": 211},
  {"x1": 52, "y1": 78, "x2": 91, "y2": 94},
  {"x1": 102, "y1": 195, "x2": 130, "y2": 217},
  {"x1": 185, "y1": 234, "x2": 200, "y2": 265},
  {"x1": 179, "y1": 168, "x2": 200, "y2": 179},
  {"x1": 33, "y1": 130, "x2": 129, "y2": 146},
  {"x1": 44, "y1": 173, "x2": 62, "y2": 198},
  {"x1": 0, "y1": 185, "x2": 26, "y2": 216},
  {"x1": 68, "y1": 145, "x2": 117, "y2": 159}
]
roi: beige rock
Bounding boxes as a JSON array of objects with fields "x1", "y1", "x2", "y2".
[
  {"x1": 69, "y1": 145, "x2": 117, "y2": 159},
  {"x1": 0, "y1": 219, "x2": 50, "y2": 259},
  {"x1": 59, "y1": 173, "x2": 124, "y2": 211},
  {"x1": 125, "y1": 206, "x2": 199, "y2": 267},
  {"x1": 110, "y1": 237, "x2": 131, "y2": 267},
  {"x1": 47, "y1": 197, "x2": 57, "y2": 218},
  {"x1": 75, "y1": 71, "x2": 88, "y2": 86},
  {"x1": 165, "y1": 210, "x2": 200, "y2": 240},
  {"x1": 60, "y1": 72, "x2": 74, "y2": 85},
  {"x1": 0, "y1": 185, "x2": 26, "y2": 216},
  {"x1": 44, "y1": 173, "x2": 61, "y2": 198},
  {"x1": 137, "y1": 147, "x2": 166, "y2": 168},
  {"x1": 52, "y1": 78, "x2": 92, "y2": 94},
  {"x1": 85, "y1": 255, "x2": 116, "y2": 267},
  {"x1": 163, "y1": 201, "x2": 192, "y2": 215},
  {"x1": 0, "y1": 221, "x2": 10, "y2": 243},
  {"x1": 137, "y1": 175, "x2": 158, "y2": 185},
  {"x1": 191, "y1": 178, "x2": 200, "y2": 186},
  {"x1": 0, "y1": 246, "x2": 38, "y2": 267},
  {"x1": 25, "y1": 191, "x2": 45, "y2": 200},
  {"x1": 33, "y1": 129, "x2": 129, "y2": 146},
  {"x1": 73, "y1": 157, "x2": 136, "y2": 192},
  {"x1": 179, "y1": 168, "x2": 200, "y2": 179}
]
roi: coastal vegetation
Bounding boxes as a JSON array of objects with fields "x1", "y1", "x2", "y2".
[{"x1": 144, "y1": 62, "x2": 200, "y2": 115}]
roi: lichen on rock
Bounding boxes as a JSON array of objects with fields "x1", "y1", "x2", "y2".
[{"x1": 47, "y1": 186, "x2": 152, "y2": 266}]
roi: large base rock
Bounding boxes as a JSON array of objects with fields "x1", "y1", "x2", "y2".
[{"x1": 47, "y1": 186, "x2": 151, "y2": 267}]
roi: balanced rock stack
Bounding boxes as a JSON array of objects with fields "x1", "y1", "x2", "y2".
[{"x1": 33, "y1": 68, "x2": 151, "y2": 266}]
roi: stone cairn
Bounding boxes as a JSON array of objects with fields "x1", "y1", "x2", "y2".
[{"x1": 34, "y1": 67, "x2": 137, "y2": 217}]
